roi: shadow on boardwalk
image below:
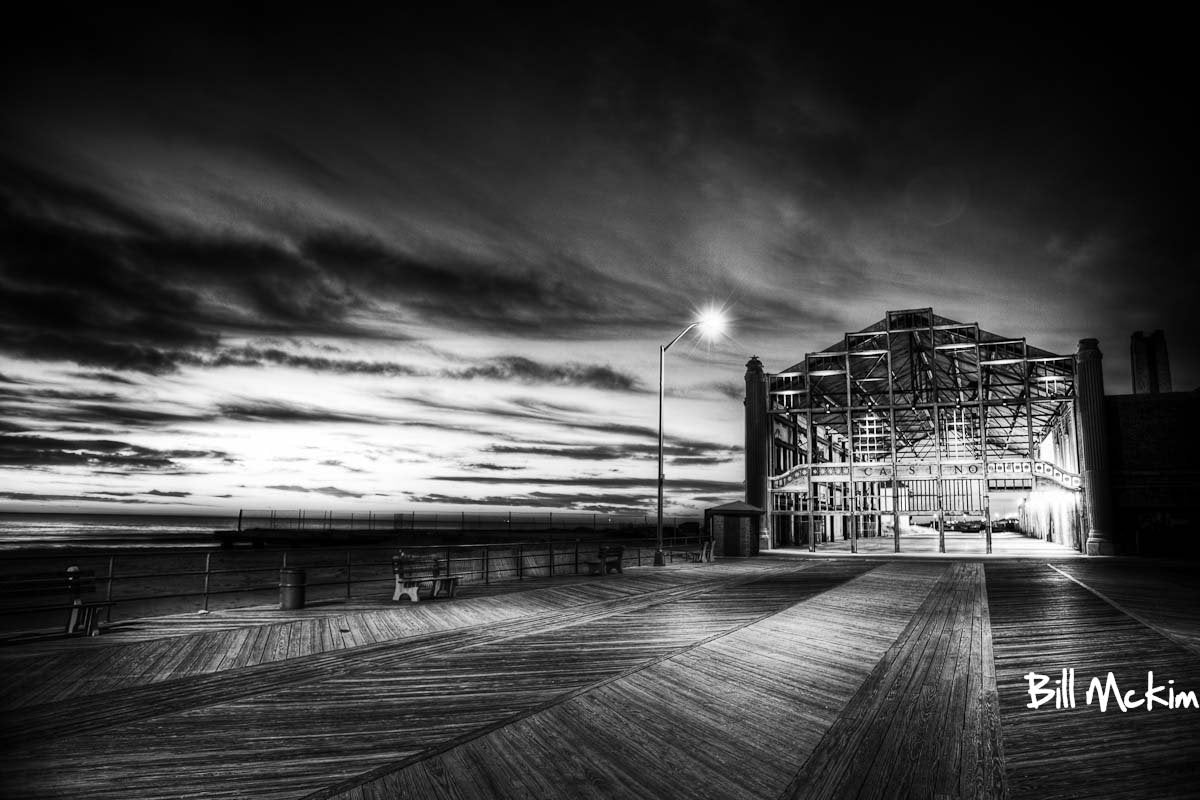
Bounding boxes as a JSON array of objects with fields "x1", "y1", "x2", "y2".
[{"x1": 2, "y1": 549, "x2": 1199, "y2": 799}]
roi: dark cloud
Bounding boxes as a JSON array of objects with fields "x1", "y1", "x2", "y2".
[
  {"x1": 218, "y1": 402, "x2": 387, "y2": 426},
  {"x1": 265, "y1": 484, "x2": 365, "y2": 498},
  {"x1": 432, "y1": 474, "x2": 741, "y2": 494},
  {"x1": 446, "y1": 357, "x2": 643, "y2": 392},
  {"x1": 320, "y1": 459, "x2": 366, "y2": 473},
  {"x1": 146, "y1": 489, "x2": 191, "y2": 497},
  {"x1": 71, "y1": 372, "x2": 141, "y2": 385},
  {"x1": 0, "y1": 160, "x2": 375, "y2": 374},
  {"x1": 1, "y1": 400, "x2": 214, "y2": 429},
  {"x1": 298, "y1": 226, "x2": 691, "y2": 340},
  {"x1": 0, "y1": 158, "x2": 670, "y2": 379},
  {"x1": 207, "y1": 346, "x2": 645, "y2": 394},
  {"x1": 487, "y1": 441, "x2": 736, "y2": 463},
  {"x1": 0, "y1": 387, "x2": 122, "y2": 403},
  {"x1": 0, "y1": 491, "x2": 147, "y2": 504},
  {"x1": 712, "y1": 381, "x2": 744, "y2": 400},
  {"x1": 405, "y1": 492, "x2": 654, "y2": 514},
  {"x1": 210, "y1": 346, "x2": 417, "y2": 376},
  {"x1": 0, "y1": 434, "x2": 227, "y2": 470}
]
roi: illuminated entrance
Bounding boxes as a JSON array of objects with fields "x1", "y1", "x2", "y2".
[{"x1": 745, "y1": 309, "x2": 1089, "y2": 554}]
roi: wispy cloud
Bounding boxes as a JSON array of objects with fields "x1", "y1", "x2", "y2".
[
  {"x1": 265, "y1": 484, "x2": 366, "y2": 498},
  {"x1": 217, "y1": 401, "x2": 388, "y2": 426},
  {"x1": 0, "y1": 434, "x2": 227, "y2": 471}
]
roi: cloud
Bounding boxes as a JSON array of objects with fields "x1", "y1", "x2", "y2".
[
  {"x1": 445, "y1": 356, "x2": 643, "y2": 392},
  {"x1": 0, "y1": 397, "x2": 214, "y2": 429},
  {"x1": 320, "y1": 459, "x2": 366, "y2": 473},
  {"x1": 405, "y1": 491, "x2": 655, "y2": 514},
  {"x1": 432, "y1": 474, "x2": 741, "y2": 493},
  {"x1": 0, "y1": 491, "x2": 146, "y2": 504},
  {"x1": 299, "y1": 228, "x2": 669, "y2": 339},
  {"x1": 209, "y1": 345, "x2": 644, "y2": 393},
  {"x1": 71, "y1": 372, "x2": 142, "y2": 385},
  {"x1": 0, "y1": 434, "x2": 227, "y2": 471},
  {"x1": 146, "y1": 489, "x2": 191, "y2": 497},
  {"x1": 265, "y1": 484, "x2": 365, "y2": 498},
  {"x1": 218, "y1": 401, "x2": 388, "y2": 425},
  {"x1": 486, "y1": 441, "x2": 736, "y2": 463},
  {"x1": 712, "y1": 380, "x2": 744, "y2": 400},
  {"x1": 209, "y1": 346, "x2": 418, "y2": 376}
]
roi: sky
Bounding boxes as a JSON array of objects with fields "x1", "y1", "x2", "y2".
[{"x1": 0, "y1": 4, "x2": 1195, "y2": 517}]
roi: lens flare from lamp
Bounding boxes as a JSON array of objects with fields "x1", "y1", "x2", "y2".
[{"x1": 697, "y1": 308, "x2": 727, "y2": 338}]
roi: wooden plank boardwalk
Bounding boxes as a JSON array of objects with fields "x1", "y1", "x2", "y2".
[{"x1": 1, "y1": 552, "x2": 1198, "y2": 799}]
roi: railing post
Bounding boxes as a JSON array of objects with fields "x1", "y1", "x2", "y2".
[
  {"x1": 484, "y1": 546, "x2": 490, "y2": 585},
  {"x1": 203, "y1": 552, "x2": 212, "y2": 612},
  {"x1": 346, "y1": 550, "x2": 352, "y2": 600},
  {"x1": 518, "y1": 543, "x2": 524, "y2": 580},
  {"x1": 548, "y1": 538, "x2": 553, "y2": 577},
  {"x1": 574, "y1": 539, "x2": 580, "y2": 574},
  {"x1": 106, "y1": 555, "x2": 116, "y2": 622}
]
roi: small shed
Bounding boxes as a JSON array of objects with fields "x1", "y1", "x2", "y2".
[{"x1": 705, "y1": 501, "x2": 763, "y2": 557}]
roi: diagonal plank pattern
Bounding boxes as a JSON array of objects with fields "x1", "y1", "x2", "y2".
[
  {"x1": 781, "y1": 562, "x2": 1005, "y2": 799},
  {"x1": 987, "y1": 563, "x2": 1200, "y2": 800},
  {"x1": 6, "y1": 554, "x2": 1196, "y2": 799},
  {"x1": 2, "y1": 560, "x2": 880, "y2": 799},
  {"x1": 0, "y1": 563, "x2": 780, "y2": 711},
  {"x1": 316, "y1": 562, "x2": 949, "y2": 799}
]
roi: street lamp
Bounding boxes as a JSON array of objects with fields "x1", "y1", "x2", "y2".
[{"x1": 656, "y1": 308, "x2": 727, "y2": 566}]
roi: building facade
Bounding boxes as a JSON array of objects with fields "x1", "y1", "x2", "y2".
[{"x1": 744, "y1": 308, "x2": 1115, "y2": 554}]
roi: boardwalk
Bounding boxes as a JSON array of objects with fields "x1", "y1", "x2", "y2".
[{"x1": 2, "y1": 548, "x2": 1199, "y2": 799}]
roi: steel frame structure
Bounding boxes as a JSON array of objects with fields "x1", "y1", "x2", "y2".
[{"x1": 764, "y1": 308, "x2": 1080, "y2": 553}]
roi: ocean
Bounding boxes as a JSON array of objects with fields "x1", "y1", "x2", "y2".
[{"x1": 0, "y1": 512, "x2": 237, "y2": 550}]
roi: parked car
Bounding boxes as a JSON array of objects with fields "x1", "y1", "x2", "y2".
[
  {"x1": 948, "y1": 518, "x2": 985, "y2": 532},
  {"x1": 993, "y1": 517, "x2": 1020, "y2": 532}
]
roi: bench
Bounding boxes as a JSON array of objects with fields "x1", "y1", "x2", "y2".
[
  {"x1": 583, "y1": 545, "x2": 624, "y2": 576},
  {"x1": 686, "y1": 540, "x2": 715, "y2": 563},
  {"x1": 391, "y1": 555, "x2": 461, "y2": 603},
  {"x1": 0, "y1": 566, "x2": 114, "y2": 636}
]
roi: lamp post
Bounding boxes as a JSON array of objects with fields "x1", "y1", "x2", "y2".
[{"x1": 656, "y1": 310, "x2": 726, "y2": 566}]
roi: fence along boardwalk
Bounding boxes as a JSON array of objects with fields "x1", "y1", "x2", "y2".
[{"x1": 2, "y1": 556, "x2": 1199, "y2": 798}]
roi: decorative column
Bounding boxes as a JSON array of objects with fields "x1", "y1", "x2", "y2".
[
  {"x1": 1075, "y1": 339, "x2": 1116, "y2": 555},
  {"x1": 744, "y1": 356, "x2": 770, "y2": 547}
]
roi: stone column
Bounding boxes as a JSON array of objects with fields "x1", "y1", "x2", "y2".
[
  {"x1": 744, "y1": 356, "x2": 770, "y2": 546},
  {"x1": 1075, "y1": 339, "x2": 1115, "y2": 555}
]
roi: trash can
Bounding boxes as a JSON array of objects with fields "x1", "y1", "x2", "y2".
[{"x1": 280, "y1": 568, "x2": 306, "y2": 610}]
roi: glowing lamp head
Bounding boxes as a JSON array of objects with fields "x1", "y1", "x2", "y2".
[{"x1": 696, "y1": 308, "x2": 727, "y2": 338}]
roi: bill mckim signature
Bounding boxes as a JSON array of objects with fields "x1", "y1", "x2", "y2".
[{"x1": 1024, "y1": 669, "x2": 1199, "y2": 712}]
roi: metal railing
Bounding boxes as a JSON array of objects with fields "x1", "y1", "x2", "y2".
[{"x1": 0, "y1": 534, "x2": 706, "y2": 635}]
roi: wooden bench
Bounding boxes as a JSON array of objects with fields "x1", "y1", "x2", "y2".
[
  {"x1": 583, "y1": 545, "x2": 624, "y2": 576},
  {"x1": 391, "y1": 555, "x2": 461, "y2": 603},
  {"x1": 0, "y1": 566, "x2": 114, "y2": 636}
]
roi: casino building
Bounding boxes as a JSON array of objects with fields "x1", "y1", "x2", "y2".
[{"x1": 743, "y1": 308, "x2": 1119, "y2": 555}]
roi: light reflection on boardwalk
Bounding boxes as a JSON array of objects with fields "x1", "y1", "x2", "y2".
[{"x1": 1, "y1": 548, "x2": 1198, "y2": 799}]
